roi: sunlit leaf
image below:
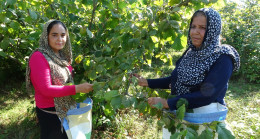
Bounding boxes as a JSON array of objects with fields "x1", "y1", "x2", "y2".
[
  {"x1": 176, "y1": 104, "x2": 185, "y2": 120},
  {"x1": 75, "y1": 55, "x2": 83, "y2": 64},
  {"x1": 86, "y1": 28, "x2": 94, "y2": 38},
  {"x1": 104, "y1": 103, "x2": 115, "y2": 116},
  {"x1": 151, "y1": 36, "x2": 159, "y2": 43},
  {"x1": 169, "y1": 0, "x2": 181, "y2": 6}
]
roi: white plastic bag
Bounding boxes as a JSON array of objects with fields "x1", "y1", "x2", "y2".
[{"x1": 63, "y1": 98, "x2": 92, "y2": 139}]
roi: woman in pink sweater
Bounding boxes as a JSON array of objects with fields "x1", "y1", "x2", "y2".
[{"x1": 26, "y1": 20, "x2": 93, "y2": 139}]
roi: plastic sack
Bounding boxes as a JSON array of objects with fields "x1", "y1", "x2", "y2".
[
  {"x1": 163, "y1": 103, "x2": 228, "y2": 139},
  {"x1": 183, "y1": 102, "x2": 228, "y2": 124},
  {"x1": 63, "y1": 98, "x2": 92, "y2": 139}
]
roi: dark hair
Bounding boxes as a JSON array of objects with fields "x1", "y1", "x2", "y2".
[
  {"x1": 192, "y1": 11, "x2": 206, "y2": 18},
  {"x1": 47, "y1": 20, "x2": 67, "y2": 35}
]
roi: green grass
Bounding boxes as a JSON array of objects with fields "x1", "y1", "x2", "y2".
[
  {"x1": 0, "y1": 83, "x2": 40, "y2": 139},
  {"x1": 1, "y1": 72, "x2": 259, "y2": 139},
  {"x1": 225, "y1": 80, "x2": 260, "y2": 139}
]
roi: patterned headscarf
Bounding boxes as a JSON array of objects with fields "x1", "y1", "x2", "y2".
[
  {"x1": 174, "y1": 8, "x2": 240, "y2": 95},
  {"x1": 26, "y1": 19, "x2": 76, "y2": 125}
]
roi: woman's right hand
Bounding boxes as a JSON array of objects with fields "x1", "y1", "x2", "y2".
[
  {"x1": 132, "y1": 73, "x2": 148, "y2": 87},
  {"x1": 75, "y1": 82, "x2": 93, "y2": 93}
]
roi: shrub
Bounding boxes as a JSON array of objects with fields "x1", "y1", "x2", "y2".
[{"x1": 220, "y1": 0, "x2": 260, "y2": 83}]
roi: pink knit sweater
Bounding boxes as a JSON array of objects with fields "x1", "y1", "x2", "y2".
[{"x1": 29, "y1": 51, "x2": 76, "y2": 108}]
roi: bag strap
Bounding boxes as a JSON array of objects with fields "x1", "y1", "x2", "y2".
[{"x1": 39, "y1": 108, "x2": 60, "y2": 115}]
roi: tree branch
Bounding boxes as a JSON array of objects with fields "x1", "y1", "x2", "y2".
[{"x1": 89, "y1": 0, "x2": 98, "y2": 30}]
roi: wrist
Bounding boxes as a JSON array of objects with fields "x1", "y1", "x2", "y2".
[
  {"x1": 75, "y1": 84, "x2": 82, "y2": 93},
  {"x1": 163, "y1": 99, "x2": 169, "y2": 109}
]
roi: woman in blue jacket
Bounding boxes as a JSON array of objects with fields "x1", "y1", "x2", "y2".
[{"x1": 134, "y1": 8, "x2": 240, "y2": 116}]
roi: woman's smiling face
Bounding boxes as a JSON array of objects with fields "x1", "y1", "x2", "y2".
[
  {"x1": 190, "y1": 15, "x2": 207, "y2": 48},
  {"x1": 48, "y1": 24, "x2": 67, "y2": 54}
]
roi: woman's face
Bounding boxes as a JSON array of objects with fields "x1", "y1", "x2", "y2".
[
  {"x1": 48, "y1": 24, "x2": 67, "y2": 54},
  {"x1": 190, "y1": 15, "x2": 207, "y2": 48}
]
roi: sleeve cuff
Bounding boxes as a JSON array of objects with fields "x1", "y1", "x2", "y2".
[{"x1": 167, "y1": 98, "x2": 178, "y2": 111}]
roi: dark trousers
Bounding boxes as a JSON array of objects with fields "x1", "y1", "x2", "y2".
[{"x1": 36, "y1": 107, "x2": 68, "y2": 139}]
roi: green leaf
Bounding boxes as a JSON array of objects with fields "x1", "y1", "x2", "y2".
[
  {"x1": 82, "y1": 0, "x2": 93, "y2": 5},
  {"x1": 189, "y1": 124, "x2": 200, "y2": 131},
  {"x1": 104, "y1": 90, "x2": 119, "y2": 101},
  {"x1": 86, "y1": 28, "x2": 94, "y2": 38},
  {"x1": 61, "y1": 0, "x2": 69, "y2": 4},
  {"x1": 127, "y1": 0, "x2": 137, "y2": 5},
  {"x1": 131, "y1": 76, "x2": 138, "y2": 85},
  {"x1": 176, "y1": 104, "x2": 185, "y2": 120},
  {"x1": 105, "y1": 59, "x2": 115, "y2": 69},
  {"x1": 176, "y1": 98, "x2": 188, "y2": 109},
  {"x1": 217, "y1": 123, "x2": 235, "y2": 139},
  {"x1": 172, "y1": 34, "x2": 183, "y2": 51},
  {"x1": 162, "y1": 116, "x2": 171, "y2": 127},
  {"x1": 71, "y1": 93, "x2": 87, "y2": 103},
  {"x1": 6, "y1": 0, "x2": 17, "y2": 6},
  {"x1": 88, "y1": 70, "x2": 97, "y2": 80},
  {"x1": 137, "y1": 101, "x2": 147, "y2": 113},
  {"x1": 186, "y1": 127, "x2": 198, "y2": 139},
  {"x1": 169, "y1": 0, "x2": 181, "y2": 6},
  {"x1": 0, "y1": 51, "x2": 7, "y2": 57},
  {"x1": 118, "y1": 1, "x2": 127, "y2": 10},
  {"x1": 198, "y1": 128, "x2": 213, "y2": 139},
  {"x1": 157, "y1": 118, "x2": 164, "y2": 127},
  {"x1": 201, "y1": 0, "x2": 209, "y2": 4},
  {"x1": 170, "y1": 132, "x2": 181, "y2": 139},
  {"x1": 75, "y1": 54, "x2": 83, "y2": 64},
  {"x1": 29, "y1": 9, "x2": 37, "y2": 20},
  {"x1": 151, "y1": 36, "x2": 159, "y2": 43},
  {"x1": 111, "y1": 96, "x2": 121, "y2": 110},
  {"x1": 93, "y1": 81, "x2": 106, "y2": 91},
  {"x1": 0, "y1": 38, "x2": 10, "y2": 50},
  {"x1": 152, "y1": 102, "x2": 163, "y2": 110},
  {"x1": 104, "y1": 103, "x2": 115, "y2": 117},
  {"x1": 209, "y1": 121, "x2": 220, "y2": 131},
  {"x1": 179, "y1": 129, "x2": 188, "y2": 137},
  {"x1": 169, "y1": 20, "x2": 179, "y2": 28},
  {"x1": 171, "y1": 7, "x2": 181, "y2": 12},
  {"x1": 96, "y1": 65, "x2": 103, "y2": 73},
  {"x1": 8, "y1": 8, "x2": 17, "y2": 17},
  {"x1": 122, "y1": 96, "x2": 137, "y2": 108}
]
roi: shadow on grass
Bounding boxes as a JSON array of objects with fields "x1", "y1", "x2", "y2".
[
  {"x1": 0, "y1": 81, "x2": 40, "y2": 139},
  {"x1": 0, "y1": 116, "x2": 40, "y2": 139}
]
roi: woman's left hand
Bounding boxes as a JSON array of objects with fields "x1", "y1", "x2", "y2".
[{"x1": 148, "y1": 97, "x2": 169, "y2": 109}]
